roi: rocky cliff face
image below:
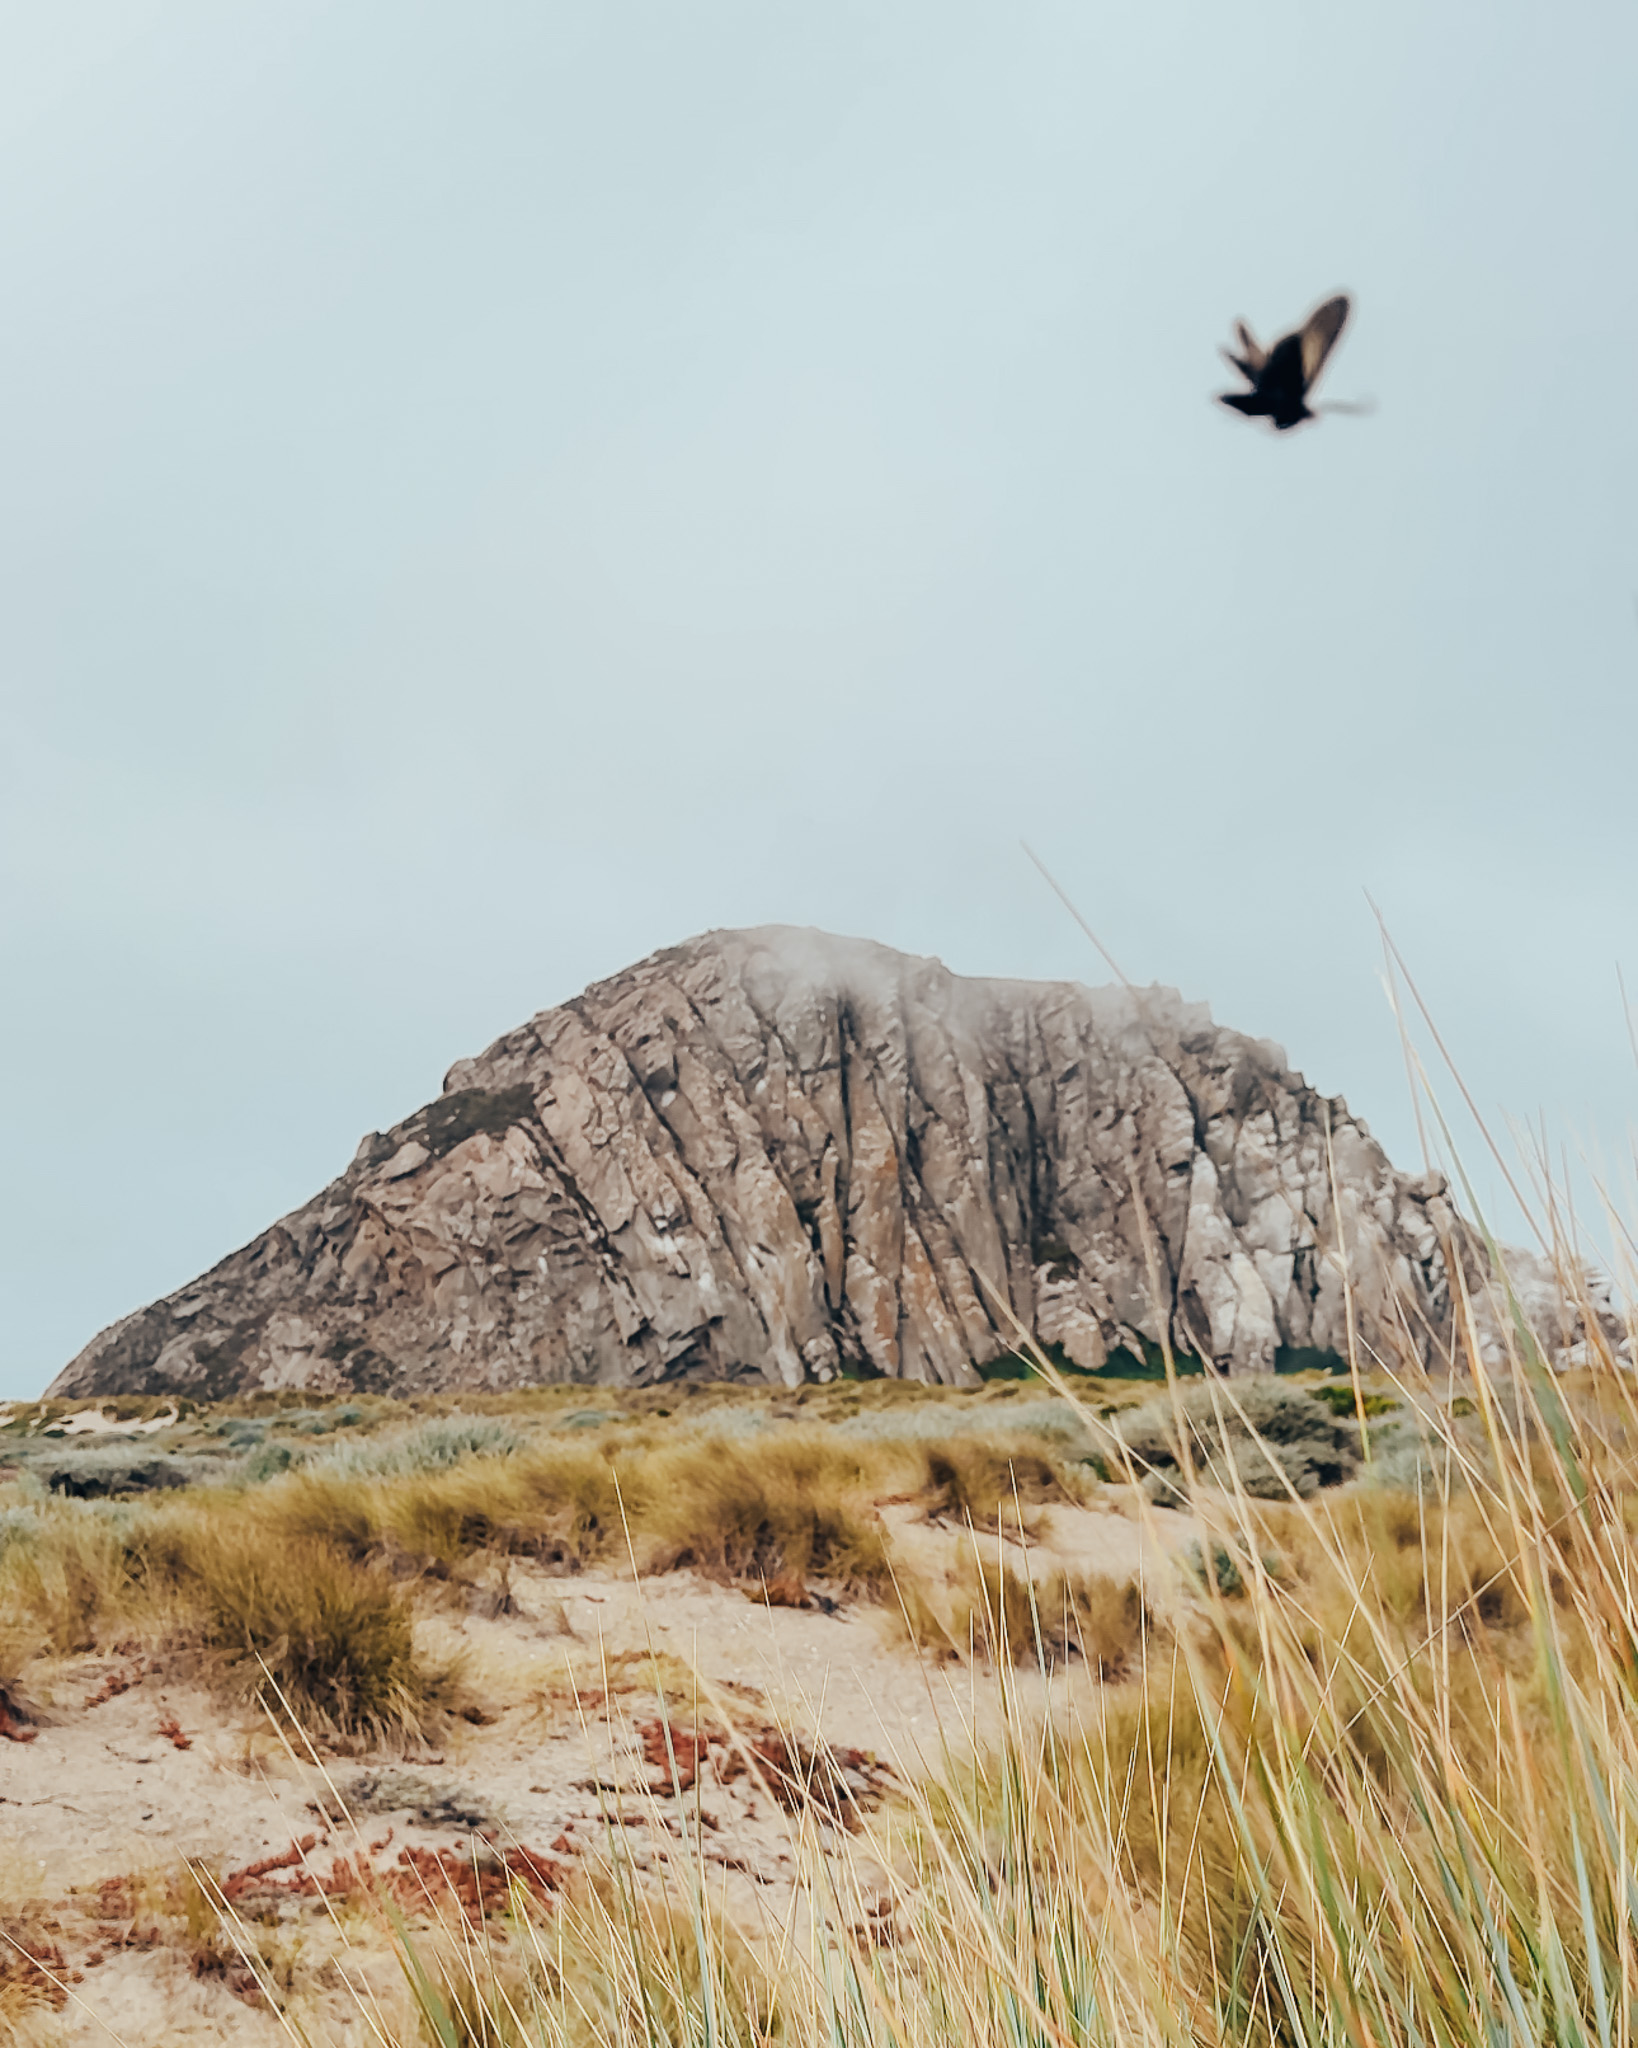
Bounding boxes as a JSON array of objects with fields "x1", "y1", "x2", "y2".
[{"x1": 50, "y1": 928, "x2": 1470, "y2": 1400}]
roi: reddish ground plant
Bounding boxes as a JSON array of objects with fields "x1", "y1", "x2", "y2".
[
  {"x1": 390, "y1": 1843, "x2": 563, "y2": 1926},
  {"x1": 220, "y1": 1836, "x2": 321, "y2": 1903},
  {"x1": 640, "y1": 1718, "x2": 713, "y2": 1793},
  {"x1": 155, "y1": 1714, "x2": 192, "y2": 1750},
  {"x1": 218, "y1": 1833, "x2": 564, "y2": 1929},
  {"x1": 84, "y1": 1662, "x2": 143, "y2": 1708},
  {"x1": 637, "y1": 1717, "x2": 894, "y2": 1826}
]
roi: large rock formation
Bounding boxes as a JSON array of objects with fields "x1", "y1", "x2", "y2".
[{"x1": 51, "y1": 928, "x2": 1470, "y2": 1400}]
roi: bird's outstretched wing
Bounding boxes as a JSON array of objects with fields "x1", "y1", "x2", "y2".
[
  {"x1": 1220, "y1": 319, "x2": 1265, "y2": 381},
  {"x1": 1297, "y1": 296, "x2": 1350, "y2": 389},
  {"x1": 1234, "y1": 320, "x2": 1266, "y2": 372}
]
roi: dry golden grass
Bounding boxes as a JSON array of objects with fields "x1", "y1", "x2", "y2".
[
  {"x1": 0, "y1": 1416, "x2": 1097, "y2": 1743},
  {"x1": 0, "y1": 1907, "x2": 67, "y2": 2035},
  {"x1": 894, "y1": 1543, "x2": 1151, "y2": 1672},
  {"x1": 0, "y1": 1495, "x2": 452, "y2": 1741}
]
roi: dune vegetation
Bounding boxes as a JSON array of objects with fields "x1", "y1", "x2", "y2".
[
  {"x1": 0, "y1": 1388, "x2": 1130, "y2": 1741},
  {"x1": 366, "y1": 1291, "x2": 1638, "y2": 2048}
]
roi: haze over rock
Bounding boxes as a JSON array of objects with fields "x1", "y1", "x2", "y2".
[{"x1": 52, "y1": 927, "x2": 1474, "y2": 1400}]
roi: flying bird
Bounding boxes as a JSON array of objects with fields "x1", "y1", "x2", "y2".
[{"x1": 1217, "y1": 294, "x2": 1354, "y2": 431}]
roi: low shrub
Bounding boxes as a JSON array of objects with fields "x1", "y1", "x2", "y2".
[
  {"x1": 313, "y1": 1414, "x2": 524, "y2": 1480},
  {"x1": 1117, "y1": 1378, "x2": 1361, "y2": 1504},
  {"x1": 346, "y1": 1769, "x2": 502, "y2": 1830},
  {"x1": 1308, "y1": 1382, "x2": 1400, "y2": 1418},
  {"x1": 241, "y1": 1439, "x2": 304, "y2": 1482},
  {"x1": 1183, "y1": 1537, "x2": 1245, "y2": 1596},
  {"x1": 836, "y1": 1396, "x2": 1093, "y2": 1446},
  {"x1": 34, "y1": 1448, "x2": 196, "y2": 1499},
  {"x1": 214, "y1": 1417, "x2": 267, "y2": 1446}
]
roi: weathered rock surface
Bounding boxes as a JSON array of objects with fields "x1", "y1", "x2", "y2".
[{"x1": 51, "y1": 927, "x2": 1474, "y2": 1400}]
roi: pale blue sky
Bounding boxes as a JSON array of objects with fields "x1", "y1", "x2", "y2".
[{"x1": 4, "y1": 2, "x2": 1637, "y2": 1395}]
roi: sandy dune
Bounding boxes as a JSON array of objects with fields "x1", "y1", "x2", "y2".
[{"x1": 0, "y1": 1499, "x2": 1188, "y2": 2043}]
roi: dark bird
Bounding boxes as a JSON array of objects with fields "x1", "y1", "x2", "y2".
[{"x1": 1218, "y1": 294, "x2": 1352, "y2": 430}]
